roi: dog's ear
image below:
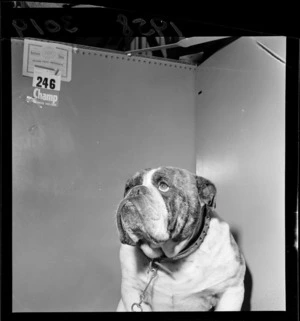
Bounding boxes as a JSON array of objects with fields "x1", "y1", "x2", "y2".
[{"x1": 195, "y1": 176, "x2": 217, "y2": 208}]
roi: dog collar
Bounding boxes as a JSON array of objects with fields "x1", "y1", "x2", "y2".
[{"x1": 156, "y1": 205, "x2": 211, "y2": 264}]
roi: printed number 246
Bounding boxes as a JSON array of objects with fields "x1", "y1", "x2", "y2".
[{"x1": 36, "y1": 76, "x2": 56, "y2": 90}]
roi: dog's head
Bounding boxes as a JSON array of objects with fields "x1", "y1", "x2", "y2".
[{"x1": 116, "y1": 166, "x2": 216, "y2": 259}]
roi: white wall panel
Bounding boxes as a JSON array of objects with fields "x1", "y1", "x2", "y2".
[
  {"x1": 12, "y1": 39, "x2": 196, "y2": 311},
  {"x1": 195, "y1": 37, "x2": 286, "y2": 310}
]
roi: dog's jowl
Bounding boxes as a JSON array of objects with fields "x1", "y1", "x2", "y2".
[{"x1": 116, "y1": 166, "x2": 245, "y2": 311}]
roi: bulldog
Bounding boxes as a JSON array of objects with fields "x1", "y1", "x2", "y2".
[{"x1": 116, "y1": 166, "x2": 245, "y2": 311}]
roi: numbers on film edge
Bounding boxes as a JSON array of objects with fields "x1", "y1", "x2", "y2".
[
  {"x1": 116, "y1": 14, "x2": 183, "y2": 38},
  {"x1": 12, "y1": 13, "x2": 183, "y2": 39}
]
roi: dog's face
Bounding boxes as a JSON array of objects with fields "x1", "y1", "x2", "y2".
[{"x1": 116, "y1": 167, "x2": 216, "y2": 259}]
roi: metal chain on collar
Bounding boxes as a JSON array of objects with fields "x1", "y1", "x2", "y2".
[{"x1": 131, "y1": 260, "x2": 158, "y2": 312}]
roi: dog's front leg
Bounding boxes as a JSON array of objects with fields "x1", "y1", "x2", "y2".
[{"x1": 214, "y1": 285, "x2": 245, "y2": 311}]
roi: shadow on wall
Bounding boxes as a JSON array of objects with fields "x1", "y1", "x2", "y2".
[{"x1": 231, "y1": 228, "x2": 253, "y2": 311}]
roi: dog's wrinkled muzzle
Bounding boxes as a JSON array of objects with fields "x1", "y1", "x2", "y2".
[{"x1": 117, "y1": 192, "x2": 169, "y2": 247}]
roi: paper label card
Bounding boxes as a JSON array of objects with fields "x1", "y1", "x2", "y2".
[
  {"x1": 23, "y1": 38, "x2": 72, "y2": 82},
  {"x1": 32, "y1": 66, "x2": 61, "y2": 91}
]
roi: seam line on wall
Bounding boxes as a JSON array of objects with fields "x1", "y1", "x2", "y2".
[{"x1": 12, "y1": 37, "x2": 197, "y2": 71}]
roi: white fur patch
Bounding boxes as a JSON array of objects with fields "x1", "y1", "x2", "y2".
[
  {"x1": 138, "y1": 168, "x2": 170, "y2": 252},
  {"x1": 142, "y1": 168, "x2": 168, "y2": 227},
  {"x1": 142, "y1": 168, "x2": 158, "y2": 187},
  {"x1": 141, "y1": 168, "x2": 191, "y2": 258}
]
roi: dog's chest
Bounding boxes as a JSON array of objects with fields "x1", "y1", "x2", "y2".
[
  {"x1": 145, "y1": 256, "x2": 222, "y2": 311},
  {"x1": 144, "y1": 248, "x2": 236, "y2": 311},
  {"x1": 120, "y1": 217, "x2": 242, "y2": 311}
]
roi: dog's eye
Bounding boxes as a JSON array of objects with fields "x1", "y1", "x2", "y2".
[{"x1": 158, "y1": 182, "x2": 169, "y2": 192}]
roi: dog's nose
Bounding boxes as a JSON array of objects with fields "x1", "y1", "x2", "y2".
[{"x1": 128, "y1": 185, "x2": 148, "y2": 197}]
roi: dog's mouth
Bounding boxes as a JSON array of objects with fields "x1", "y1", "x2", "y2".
[
  {"x1": 135, "y1": 233, "x2": 175, "y2": 259},
  {"x1": 137, "y1": 236, "x2": 192, "y2": 260},
  {"x1": 138, "y1": 241, "x2": 164, "y2": 259}
]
